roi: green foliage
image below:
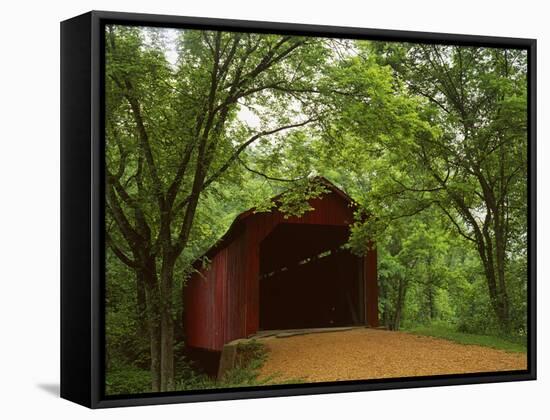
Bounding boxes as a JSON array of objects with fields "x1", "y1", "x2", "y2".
[
  {"x1": 105, "y1": 250, "x2": 150, "y2": 371},
  {"x1": 107, "y1": 340, "x2": 280, "y2": 394},
  {"x1": 406, "y1": 322, "x2": 527, "y2": 353},
  {"x1": 312, "y1": 42, "x2": 528, "y2": 337},
  {"x1": 106, "y1": 364, "x2": 152, "y2": 395},
  {"x1": 176, "y1": 341, "x2": 286, "y2": 391},
  {"x1": 218, "y1": 341, "x2": 271, "y2": 386},
  {"x1": 254, "y1": 178, "x2": 329, "y2": 217},
  {"x1": 104, "y1": 24, "x2": 528, "y2": 392}
]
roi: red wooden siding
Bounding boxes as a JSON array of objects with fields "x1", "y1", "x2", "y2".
[{"x1": 184, "y1": 185, "x2": 378, "y2": 352}]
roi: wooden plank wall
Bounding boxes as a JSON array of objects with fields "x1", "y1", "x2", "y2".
[{"x1": 185, "y1": 191, "x2": 375, "y2": 351}]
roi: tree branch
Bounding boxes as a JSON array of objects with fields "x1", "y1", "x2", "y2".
[
  {"x1": 237, "y1": 156, "x2": 310, "y2": 182},
  {"x1": 435, "y1": 202, "x2": 476, "y2": 243},
  {"x1": 105, "y1": 186, "x2": 142, "y2": 250},
  {"x1": 106, "y1": 231, "x2": 139, "y2": 268},
  {"x1": 173, "y1": 118, "x2": 316, "y2": 214}
]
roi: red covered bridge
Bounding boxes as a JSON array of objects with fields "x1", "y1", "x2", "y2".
[{"x1": 184, "y1": 178, "x2": 378, "y2": 354}]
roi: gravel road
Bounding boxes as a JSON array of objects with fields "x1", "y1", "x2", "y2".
[{"x1": 257, "y1": 328, "x2": 526, "y2": 383}]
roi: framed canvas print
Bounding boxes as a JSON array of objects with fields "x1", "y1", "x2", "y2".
[{"x1": 60, "y1": 10, "x2": 536, "y2": 408}]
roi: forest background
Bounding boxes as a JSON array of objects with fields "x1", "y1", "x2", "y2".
[{"x1": 104, "y1": 25, "x2": 528, "y2": 394}]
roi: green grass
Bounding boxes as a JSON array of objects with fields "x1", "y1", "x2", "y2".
[
  {"x1": 177, "y1": 340, "x2": 304, "y2": 391},
  {"x1": 404, "y1": 323, "x2": 527, "y2": 353},
  {"x1": 105, "y1": 363, "x2": 153, "y2": 395},
  {"x1": 108, "y1": 340, "x2": 303, "y2": 395}
]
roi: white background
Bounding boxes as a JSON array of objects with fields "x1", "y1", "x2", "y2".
[{"x1": 0, "y1": 0, "x2": 547, "y2": 418}]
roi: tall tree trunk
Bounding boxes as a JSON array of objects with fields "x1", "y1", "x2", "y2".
[
  {"x1": 495, "y1": 214, "x2": 511, "y2": 333},
  {"x1": 426, "y1": 259, "x2": 435, "y2": 322},
  {"x1": 136, "y1": 273, "x2": 148, "y2": 336},
  {"x1": 160, "y1": 309, "x2": 174, "y2": 391},
  {"x1": 140, "y1": 257, "x2": 162, "y2": 392},
  {"x1": 144, "y1": 284, "x2": 161, "y2": 392},
  {"x1": 380, "y1": 284, "x2": 391, "y2": 328},
  {"x1": 391, "y1": 276, "x2": 407, "y2": 331},
  {"x1": 479, "y1": 247, "x2": 510, "y2": 334},
  {"x1": 140, "y1": 257, "x2": 177, "y2": 392},
  {"x1": 148, "y1": 313, "x2": 161, "y2": 392},
  {"x1": 159, "y1": 256, "x2": 176, "y2": 392}
]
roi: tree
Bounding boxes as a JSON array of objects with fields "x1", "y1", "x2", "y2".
[
  {"x1": 316, "y1": 42, "x2": 528, "y2": 334},
  {"x1": 105, "y1": 26, "x2": 329, "y2": 391},
  {"x1": 104, "y1": 31, "x2": 529, "y2": 393},
  {"x1": 368, "y1": 211, "x2": 455, "y2": 330},
  {"x1": 376, "y1": 45, "x2": 527, "y2": 333}
]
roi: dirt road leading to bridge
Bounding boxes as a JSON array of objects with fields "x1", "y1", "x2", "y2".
[{"x1": 257, "y1": 328, "x2": 526, "y2": 383}]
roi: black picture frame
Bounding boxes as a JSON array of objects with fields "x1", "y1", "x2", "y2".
[{"x1": 60, "y1": 10, "x2": 537, "y2": 409}]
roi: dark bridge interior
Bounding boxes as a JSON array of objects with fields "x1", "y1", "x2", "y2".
[{"x1": 259, "y1": 224, "x2": 364, "y2": 330}]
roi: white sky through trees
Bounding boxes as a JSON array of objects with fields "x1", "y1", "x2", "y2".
[
  {"x1": 139, "y1": 26, "x2": 357, "y2": 131},
  {"x1": 142, "y1": 26, "x2": 263, "y2": 128}
]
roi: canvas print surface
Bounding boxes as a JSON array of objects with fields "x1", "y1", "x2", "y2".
[{"x1": 104, "y1": 24, "x2": 529, "y2": 396}]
